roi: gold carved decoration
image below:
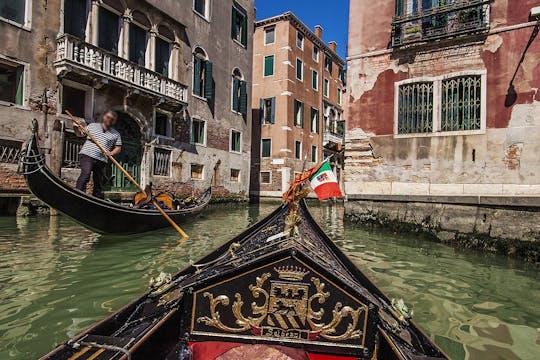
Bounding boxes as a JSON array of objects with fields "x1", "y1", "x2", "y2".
[{"x1": 196, "y1": 269, "x2": 365, "y2": 342}]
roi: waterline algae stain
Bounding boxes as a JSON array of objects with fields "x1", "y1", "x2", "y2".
[{"x1": 0, "y1": 203, "x2": 538, "y2": 359}]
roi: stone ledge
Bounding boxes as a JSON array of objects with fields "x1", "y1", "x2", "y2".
[{"x1": 346, "y1": 194, "x2": 540, "y2": 210}]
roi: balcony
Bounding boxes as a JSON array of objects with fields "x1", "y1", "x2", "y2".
[
  {"x1": 54, "y1": 34, "x2": 188, "y2": 105},
  {"x1": 392, "y1": 0, "x2": 490, "y2": 47},
  {"x1": 323, "y1": 120, "x2": 345, "y2": 149}
]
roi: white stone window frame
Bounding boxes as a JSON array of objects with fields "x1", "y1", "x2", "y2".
[
  {"x1": 230, "y1": 168, "x2": 240, "y2": 182},
  {"x1": 260, "y1": 170, "x2": 272, "y2": 184},
  {"x1": 311, "y1": 145, "x2": 318, "y2": 163},
  {"x1": 190, "y1": 117, "x2": 207, "y2": 147},
  {"x1": 263, "y1": 54, "x2": 275, "y2": 78},
  {"x1": 323, "y1": 78, "x2": 330, "y2": 98},
  {"x1": 58, "y1": 79, "x2": 94, "y2": 121},
  {"x1": 296, "y1": 31, "x2": 304, "y2": 51},
  {"x1": 393, "y1": 70, "x2": 487, "y2": 139},
  {"x1": 0, "y1": 0, "x2": 32, "y2": 31},
  {"x1": 312, "y1": 70, "x2": 319, "y2": 91},
  {"x1": 295, "y1": 57, "x2": 303, "y2": 82},
  {"x1": 0, "y1": 55, "x2": 30, "y2": 109},
  {"x1": 313, "y1": 46, "x2": 319, "y2": 63},
  {"x1": 193, "y1": 0, "x2": 211, "y2": 22},
  {"x1": 229, "y1": 128, "x2": 242, "y2": 154},
  {"x1": 294, "y1": 140, "x2": 302, "y2": 160},
  {"x1": 153, "y1": 109, "x2": 174, "y2": 140},
  {"x1": 264, "y1": 26, "x2": 275, "y2": 46}
]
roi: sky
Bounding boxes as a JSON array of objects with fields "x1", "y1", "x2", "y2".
[{"x1": 254, "y1": 0, "x2": 350, "y2": 59}]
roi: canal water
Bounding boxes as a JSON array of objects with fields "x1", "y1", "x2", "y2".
[{"x1": 0, "y1": 202, "x2": 538, "y2": 359}]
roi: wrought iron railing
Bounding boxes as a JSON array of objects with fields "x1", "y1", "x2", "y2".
[
  {"x1": 0, "y1": 139, "x2": 22, "y2": 164},
  {"x1": 153, "y1": 148, "x2": 171, "y2": 177},
  {"x1": 55, "y1": 34, "x2": 188, "y2": 103},
  {"x1": 392, "y1": 0, "x2": 490, "y2": 46},
  {"x1": 62, "y1": 136, "x2": 84, "y2": 169}
]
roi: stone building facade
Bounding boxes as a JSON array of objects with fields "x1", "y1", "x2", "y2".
[
  {"x1": 250, "y1": 12, "x2": 346, "y2": 198},
  {"x1": 0, "y1": 0, "x2": 254, "y2": 213},
  {"x1": 345, "y1": 0, "x2": 540, "y2": 197}
]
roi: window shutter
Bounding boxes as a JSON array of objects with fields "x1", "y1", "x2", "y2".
[
  {"x1": 241, "y1": 14, "x2": 248, "y2": 47},
  {"x1": 270, "y1": 97, "x2": 276, "y2": 124},
  {"x1": 300, "y1": 104, "x2": 304, "y2": 128},
  {"x1": 239, "y1": 80, "x2": 248, "y2": 115},
  {"x1": 15, "y1": 67, "x2": 23, "y2": 105},
  {"x1": 260, "y1": 98, "x2": 265, "y2": 124},
  {"x1": 193, "y1": 57, "x2": 201, "y2": 96},
  {"x1": 232, "y1": 78, "x2": 240, "y2": 111},
  {"x1": 316, "y1": 110, "x2": 320, "y2": 133},
  {"x1": 396, "y1": 0, "x2": 403, "y2": 16},
  {"x1": 204, "y1": 61, "x2": 214, "y2": 99},
  {"x1": 231, "y1": 8, "x2": 237, "y2": 40}
]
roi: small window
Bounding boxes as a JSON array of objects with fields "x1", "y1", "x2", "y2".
[
  {"x1": 193, "y1": 0, "x2": 209, "y2": 19},
  {"x1": 231, "y1": 5, "x2": 248, "y2": 47},
  {"x1": 261, "y1": 138, "x2": 271, "y2": 158},
  {"x1": 261, "y1": 97, "x2": 275, "y2": 124},
  {"x1": 295, "y1": 141, "x2": 302, "y2": 160},
  {"x1": 296, "y1": 58, "x2": 303, "y2": 81},
  {"x1": 64, "y1": 0, "x2": 89, "y2": 39},
  {"x1": 325, "y1": 56, "x2": 333, "y2": 73},
  {"x1": 337, "y1": 89, "x2": 342, "y2": 105},
  {"x1": 0, "y1": 62, "x2": 24, "y2": 105},
  {"x1": 191, "y1": 119, "x2": 206, "y2": 145},
  {"x1": 260, "y1": 171, "x2": 271, "y2": 184},
  {"x1": 230, "y1": 130, "x2": 241, "y2": 153},
  {"x1": 0, "y1": 0, "x2": 26, "y2": 25},
  {"x1": 264, "y1": 27, "x2": 275, "y2": 45},
  {"x1": 294, "y1": 100, "x2": 304, "y2": 127},
  {"x1": 311, "y1": 145, "x2": 318, "y2": 163},
  {"x1": 153, "y1": 148, "x2": 171, "y2": 177},
  {"x1": 129, "y1": 23, "x2": 148, "y2": 66},
  {"x1": 323, "y1": 79, "x2": 329, "y2": 97},
  {"x1": 264, "y1": 55, "x2": 274, "y2": 77},
  {"x1": 313, "y1": 47, "x2": 319, "y2": 62},
  {"x1": 62, "y1": 85, "x2": 86, "y2": 118},
  {"x1": 154, "y1": 112, "x2": 172, "y2": 137},
  {"x1": 312, "y1": 70, "x2": 318, "y2": 90},
  {"x1": 98, "y1": 6, "x2": 121, "y2": 54},
  {"x1": 296, "y1": 31, "x2": 304, "y2": 50},
  {"x1": 339, "y1": 67, "x2": 346, "y2": 84},
  {"x1": 191, "y1": 164, "x2": 204, "y2": 180},
  {"x1": 155, "y1": 36, "x2": 171, "y2": 77},
  {"x1": 310, "y1": 107, "x2": 319, "y2": 133},
  {"x1": 230, "y1": 169, "x2": 240, "y2": 182}
]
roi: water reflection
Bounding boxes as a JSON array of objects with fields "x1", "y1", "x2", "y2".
[{"x1": 0, "y1": 202, "x2": 538, "y2": 359}]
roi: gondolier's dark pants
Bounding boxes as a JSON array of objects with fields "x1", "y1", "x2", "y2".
[{"x1": 76, "y1": 155, "x2": 106, "y2": 199}]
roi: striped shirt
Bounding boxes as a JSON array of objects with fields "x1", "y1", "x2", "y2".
[{"x1": 79, "y1": 123, "x2": 122, "y2": 163}]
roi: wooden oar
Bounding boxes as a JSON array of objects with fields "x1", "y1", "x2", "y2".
[{"x1": 65, "y1": 111, "x2": 188, "y2": 239}]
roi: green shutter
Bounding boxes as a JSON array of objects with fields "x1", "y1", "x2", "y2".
[
  {"x1": 15, "y1": 66, "x2": 23, "y2": 105},
  {"x1": 231, "y1": 8, "x2": 237, "y2": 40},
  {"x1": 204, "y1": 61, "x2": 214, "y2": 99},
  {"x1": 239, "y1": 80, "x2": 247, "y2": 115},
  {"x1": 264, "y1": 55, "x2": 274, "y2": 76},
  {"x1": 270, "y1": 97, "x2": 275, "y2": 124},
  {"x1": 396, "y1": 0, "x2": 404, "y2": 16},
  {"x1": 193, "y1": 57, "x2": 201, "y2": 96},
  {"x1": 300, "y1": 103, "x2": 304, "y2": 128},
  {"x1": 232, "y1": 78, "x2": 240, "y2": 111},
  {"x1": 260, "y1": 98, "x2": 265, "y2": 124},
  {"x1": 241, "y1": 13, "x2": 248, "y2": 47}
]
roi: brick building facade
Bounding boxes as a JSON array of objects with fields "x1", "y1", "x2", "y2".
[
  {"x1": 250, "y1": 12, "x2": 346, "y2": 198},
  {"x1": 0, "y1": 0, "x2": 254, "y2": 214},
  {"x1": 345, "y1": 0, "x2": 540, "y2": 197}
]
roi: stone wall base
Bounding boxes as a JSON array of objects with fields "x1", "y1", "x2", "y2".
[{"x1": 345, "y1": 199, "x2": 540, "y2": 262}]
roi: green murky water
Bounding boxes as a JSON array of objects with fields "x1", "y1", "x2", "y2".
[{"x1": 0, "y1": 202, "x2": 538, "y2": 359}]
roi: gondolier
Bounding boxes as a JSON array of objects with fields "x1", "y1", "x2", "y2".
[{"x1": 74, "y1": 110, "x2": 122, "y2": 199}]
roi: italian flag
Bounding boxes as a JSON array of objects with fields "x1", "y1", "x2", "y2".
[{"x1": 309, "y1": 161, "x2": 343, "y2": 200}]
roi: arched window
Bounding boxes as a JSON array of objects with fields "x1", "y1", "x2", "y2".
[
  {"x1": 193, "y1": 47, "x2": 213, "y2": 99},
  {"x1": 231, "y1": 68, "x2": 247, "y2": 114},
  {"x1": 129, "y1": 11, "x2": 150, "y2": 66},
  {"x1": 155, "y1": 25, "x2": 174, "y2": 77}
]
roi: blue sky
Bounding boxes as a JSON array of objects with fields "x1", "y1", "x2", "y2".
[{"x1": 255, "y1": 0, "x2": 350, "y2": 59}]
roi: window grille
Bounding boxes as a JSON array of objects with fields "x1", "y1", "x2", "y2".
[
  {"x1": 441, "y1": 75, "x2": 482, "y2": 131},
  {"x1": 153, "y1": 148, "x2": 171, "y2": 176},
  {"x1": 398, "y1": 82, "x2": 434, "y2": 134},
  {"x1": 0, "y1": 139, "x2": 22, "y2": 164}
]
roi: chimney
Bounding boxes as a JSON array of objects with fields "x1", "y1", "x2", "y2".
[
  {"x1": 329, "y1": 41, "x2": 337, "y2": 52},
  {"x1": 314, "y1": 25, "x2": 323, "y2": 38}
]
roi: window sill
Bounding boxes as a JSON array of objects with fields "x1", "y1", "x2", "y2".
[
  {"x1": 192, "y1": 94, "x2": 208, "y2": 102},
  {"x1": 193, "y1": 10, "x2": 211, "y2": 23},
  {"x1": 154, "y1": 134, "x2": 175, "y2": 141},
  {"x1": 153, "y1": 174, "x2": 172, "y2": 178},
  {"x1": 191, "y1": 142, "x2": 207, "y2": 148},
  {"x1": 0, "y1": 17, "x2": 31, "y2": 31},
  {"x1": 229, "y1": 150, "x2": 242, "y2": 154},
  {"x1": 233, "y1": 39, "x2": 247, "y2": 49},
  {"x1": 0, "y1": 101, "x2": 31, "y2": 111},
  {"x1": 394, "y1": 129, "x2": 486, "y2": 139},
  {"x1": 191, "y1": 178, "x2": 205, "y2": 181}
]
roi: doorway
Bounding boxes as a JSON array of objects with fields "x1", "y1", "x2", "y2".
[{"x1": 108, "y1": 113, "x2": 142, "y2": 192}]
